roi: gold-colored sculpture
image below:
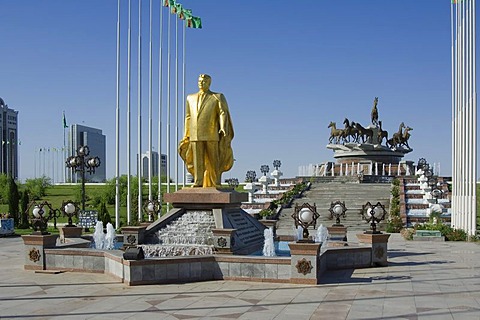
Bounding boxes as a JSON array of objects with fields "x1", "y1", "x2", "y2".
[{"x1": 179, "y1": 74, "x2": 234, "y2": 187}]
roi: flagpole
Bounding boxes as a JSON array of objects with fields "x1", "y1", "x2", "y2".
[
  {"x1": 182, "y1": 18, "x2": 186, "y2": 187},
  {"x1": 451, "y1": 0, "x2": 455, "y2": 228},
  {"x1": 166, "y1": 6, "x2": 171, "y2": 207},
  {"x1": 63, "y1": 112, "x2": 66, "y2": 183},
  {"x1": 472, "y1": 1, "x2": 477, "y2": 235},
  {"x1": 34, "y1": 148, "x2": 36, "y2": 178},
  {"x1": 175, "y1": 9, "x2": 179, "y2": 192},
  {"x1": 148, "y1": 0, "x2": 153, "y2": 202},
  {"x1": 158, "y1": 3, "x2": 164, "y2": 208},
  {"x1": 115, "y1": 0, "x2": 121, "y2": 229},
  {"x1": 138, "y1": 0, "x2": 143, "y2": 222},
  {"x1": 127, "y1": 0, "x2": 132, "y2": 225}
]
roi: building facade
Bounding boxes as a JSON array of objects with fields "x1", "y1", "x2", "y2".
[
  {"x1": 140, "y1": 150, "x2": 167, "y2": 180},
  {"x1": 0, "y1": 98, "x2": 19, "y2": 179},
  {"x1": 67, "y1": 124, "x2": 106, "y2": 183}
]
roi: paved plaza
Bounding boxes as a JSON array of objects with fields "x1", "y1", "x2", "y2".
[{"x1": 0, "y1": 232, "x2": 479, "y2": 320}]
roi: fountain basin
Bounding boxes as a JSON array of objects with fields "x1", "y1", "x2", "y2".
[
  {"x1": 252, "y1": 241, "x2": 291, "y2": 257},
  {"x1": 39, "y1": 241, "x2": 373, "y2": 286}
]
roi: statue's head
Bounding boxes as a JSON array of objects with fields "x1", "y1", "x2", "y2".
[{"x1": 198, "y1": 74, "x2": 211, "y2": 91}]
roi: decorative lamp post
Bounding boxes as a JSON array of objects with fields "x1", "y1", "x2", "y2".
[
  {"x1": 362, "y1": 201, "x2": 387, "y2": 234},
  {"x1": 66, "y1": 145, "x2": 101, "y2": 212},
  {"x1": 417, "y1": 158, "x2": 428, "y2": 171},
  {"x1": 259, "y1": 165, "x2": 271, "y2": 194},
  {"x1": 273, "y1": 160, "x2": 281, "y2": 170},
  {"x1": 244, "y1": 171, "x2": 258, "y2": 203},
  {"x1": 329, "y1": 201, "x2": 347, "y2": 226},
  {"x1": 292, "y1": 203, "x2": 319, "y2": 242},
  {"x1": 245, "y1": 170, "x2": 257, "y2": 183},
  {"x1": 260, "y1": 165, "x2": 270, "y2": 176},
  {"x1": 226, "y1": 178, "x2": 239, "y2": 190},
  {"x1": 271, "y1": 160, "x2": 283, "y2": 187},
  {"x1": 61, "y1": 200, "x2": 79, "y2": 227},
  {"x1": 431, "y1": 184, "x2": 443, "y2": 203},
  {"x1": 28, "y1": 201, "x2": 60, "y2": 235},
  {"x1": 143, "y1": 199, "x2": 161, "y2": 222}
]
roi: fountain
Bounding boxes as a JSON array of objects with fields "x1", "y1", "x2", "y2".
[
  {"x1": 315, "y1": 224, "x2": 329, "y2": 244},
  {"x1": 93, "y1": 221, "x2": 105, "y2": 249},
  {"x1": 262, "y1": 227, "x2": 276, "y2": 257},
  {"x1": 140, "y1": 210, "x2": 216, "y2": 257},
  {"x1": 92, "y1": 221, "x2": 117, "y2": 250},
  {"x1": 104, "y1": 223, "x2": 117, "y2": 250}
]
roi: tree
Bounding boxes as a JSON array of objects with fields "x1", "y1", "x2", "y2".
[
  {"x1": 0, "y1": 174, "x2": 9, "y2": 204},
  {"x1": 97, "y1": 201, "x2": 112, "y2": 225},
  {"x1": 8, "y1": 176, "x2": 20, "y2": 225},
  {"x1": 20, "y1": 190, "x2": 30, "y2": 228},
  {"x1": 24, "y1": 176, "x2": 52, "y2": 199}
]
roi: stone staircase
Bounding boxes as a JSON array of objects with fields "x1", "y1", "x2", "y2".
[{"x1": 276, "y1": 182, "x2": 392, "y2": 237}]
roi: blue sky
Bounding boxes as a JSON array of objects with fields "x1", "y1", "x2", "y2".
[{"x1": 0, "y1": 1, "x2": 468, "y2": 183}]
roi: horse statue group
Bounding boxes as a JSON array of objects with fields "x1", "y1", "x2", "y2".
[
  {"x1": 328, "y1": 98, "x2": 413, "y2": 150},
  {"x1": 385, "y1": 122, "x2": 413, "y2": 149}
]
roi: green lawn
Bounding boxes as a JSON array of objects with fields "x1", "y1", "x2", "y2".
[{"x1": 3, "y1": 183, "x2": 244, "y2": 230}]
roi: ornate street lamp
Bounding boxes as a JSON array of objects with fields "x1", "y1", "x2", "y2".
[
  {"x1": 61, "y1": 200, "x2": 79, "y2": 227},
  {"x1": 362, "y1": 201, "x2": 387, "y2": 234},
  {"x1": 66, "y1": 145, "x2": 101, "y2": 212},
  {"x1": 226, "y1": 178, "x2": 239, "y2": 189},
  {"x1": 245, "y1": 170, "x2": 257, "y2": 183},
  {"x1": 431, "y1": 184, "x2": 443, "y2": 202},
  {"x1": 292, "y1": 203, "x2": 319, "y2": 242},
  {"x1": 273, "y1": 160, "x2": 282, "y2": 170},
  {"x1": 28, "y1": 201, "x2": 60, "y2": 235},
  {"x1": 417, "y1": 158, "x2": 428, "y2": 171},
  {"x1": 260, "y1": 165, "x2": 270, "y2": 176},
  {"x1": 329, "y1": 200, "x2": 347, "y2": 226},
  {"x1": 143, "y1": 199, "x2": 161, "y2": 222}
]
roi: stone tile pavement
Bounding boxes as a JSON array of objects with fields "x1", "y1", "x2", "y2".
[{"x1": 1, "y1": 232, "x2": 479, "y2": 319}]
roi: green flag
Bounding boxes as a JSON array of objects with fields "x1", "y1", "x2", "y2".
[
  {"x1": 171, "y1": 3, "x2": 182, "y2": 14},
  {"x1": 179, "y1": 8, "x2": 192, "y2": 20},
  {"x1": 163, "y1": 0, "x2": 175, "y2": 7},
  {"x1": 63, "y1": 112, "x2": 68, "y2": 128},
  {"x1": 187, "y1": 16, "x2": 202, "y2": 29}
]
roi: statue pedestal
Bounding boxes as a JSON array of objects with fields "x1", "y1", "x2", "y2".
[
  {"x1": 356, "y1": 233, "x2": 390, "y2": 267},
  {"x1": 160, "y1": 188, "x2": 265, "y2": 255},
  {"x1": 164, "y1": 187, "x2": 247, "y2": 209}
]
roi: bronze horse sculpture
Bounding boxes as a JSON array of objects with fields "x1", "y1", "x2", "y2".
[
  {"x1": 399, "y1": 126, "x2": 413, "y2": 148},
  {"x1": 342, "y1": 118, "x2": 359, "y2": 143},
  {"x1": 371, "y1": 97, "x2": 379, "y2": 126},
  {"x1": 378, "y1": 120, "x2": 388, "y2": 145},
  {"x1": 387, "y1": 122, "x2": 407, "y2": 148},
  {"x1": 353, "y1": 122, "x2": 374, "y2": 144},
  {"x1": 328, "y1": 121, "x2": 344, "y2": 144}
]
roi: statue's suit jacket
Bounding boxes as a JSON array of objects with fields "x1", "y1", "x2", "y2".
[
  {"x1": 180, "y1": 90, "x2": 235, "y2": 175},
  {"x1": 184, "y1": 91, "x2": 231, "y2": 142}
]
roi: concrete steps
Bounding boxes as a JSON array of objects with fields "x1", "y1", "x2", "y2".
[{"x1": 276, "y1": 182, "x2": 392, "y2": 237}]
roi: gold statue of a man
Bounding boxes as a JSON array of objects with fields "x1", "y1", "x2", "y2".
[{"x1": 179, "y1": 74, "x2": 234, "y2": 187}]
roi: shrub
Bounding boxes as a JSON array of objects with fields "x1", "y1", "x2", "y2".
[
  {"x1": 400, "y1": 228, "x2": 414, "y2": 240},
  {"x1": 259, "y1": 208, "x2": 275, "y2": 219},
  {"x1": 386, "y1": 215, "x2": 403, "y2": 233}
]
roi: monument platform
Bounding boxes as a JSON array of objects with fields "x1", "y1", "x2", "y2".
[
  {"x1": 164, "y1": 187, "x2": 247, "y2": 208},
  {"x1": 148, "y1": 188, "x2": 264, "y2": 255}
]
